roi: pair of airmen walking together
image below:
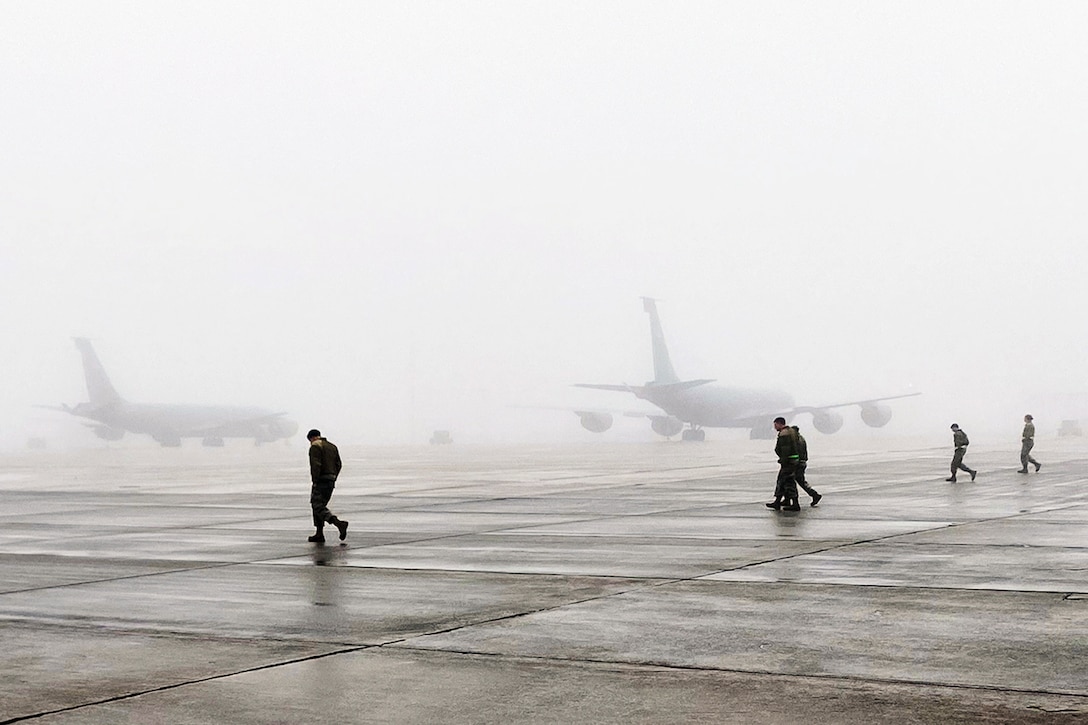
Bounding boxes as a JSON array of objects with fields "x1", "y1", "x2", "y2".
[
  {"x1": 766, "y1": 416, "x2": 821, "y2": 511},
  {"x1": 946, "y1": 415, "x2": 1042, "y2": 482}
]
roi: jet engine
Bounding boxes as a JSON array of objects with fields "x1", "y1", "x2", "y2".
[
  {"x1": 860, "y1": 403, "x2": 892, "y2": 428},
  {"x1": 650, "y1": 415, "x2": 684, "y2": 437},
  {"x1": 256, "y1": 419, "x2": 299, "y2": 443},
  {"x1": 93, "y1": 426, "x2": 125, "y2": 441},
  {"x1": 811, "y1": 410, "x2": 844, "y2": 435},
  {"x1": 576, "y1": 411, "x2": 613, "y2": 433},
  {"x1": 272, "y1": 419, "x2": 299, "y2": 439}
]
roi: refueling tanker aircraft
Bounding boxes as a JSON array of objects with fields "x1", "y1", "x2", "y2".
[
  {"x1": 574, "y1": 298, "x2": 919, "y2": 440},
  {"x1": 41, "y1": 338, "x2": 299, "y2": 447}
]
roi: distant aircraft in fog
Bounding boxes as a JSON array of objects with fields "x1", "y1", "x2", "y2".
[
  {"x1": 42, "y1": 338, "x2": 298, "y2": 447},
  {"x1": 574, "y1": 298, "x2": 919, "y2": 440}
]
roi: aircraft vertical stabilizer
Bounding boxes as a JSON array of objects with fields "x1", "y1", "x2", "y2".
[
  {"x1": 73, "y1": 338, "x2": 123, "y2": 407},
  {"x1": 642, "y1": 297, "x2": 680, "y2": 384}
]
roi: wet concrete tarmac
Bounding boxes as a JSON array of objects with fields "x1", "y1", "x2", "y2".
[{"x1": 2, "y1": 437, "x2": 1087, "y2": 723}]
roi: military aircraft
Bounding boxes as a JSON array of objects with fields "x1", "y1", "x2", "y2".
[
  {"x1": 42, "y1": 338, "x2": 299, "y2": 447},
  {"x1": 574, "y1": 298, "x2": 919, "y2": 440}
]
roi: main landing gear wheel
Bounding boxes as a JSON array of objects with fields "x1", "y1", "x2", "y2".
[{"x1": 681, "y1": 428, "x2": 706, "y2": 442}]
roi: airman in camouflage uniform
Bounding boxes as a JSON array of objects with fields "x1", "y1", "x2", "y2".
[
  {"x1": 1018, "y1": 414, "x2": 1041, "y2": 474},
  {"x1": 791, "y1": 425, "x2": 822, "y2": 506},
  {"x1": 947, "y1": 423, "x2": 977, "y2": 483},
  {"x1": 307, "y1": 429, "x2": 349, "y2": 543}
]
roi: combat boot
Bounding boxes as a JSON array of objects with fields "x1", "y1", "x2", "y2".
[{"x1": 307, "y1": 527, "x2": 326, "y2": 543}]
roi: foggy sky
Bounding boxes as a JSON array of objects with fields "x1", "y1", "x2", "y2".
[{"x1": 3, "y1": 2, "x2": 1087, "y2": 447}]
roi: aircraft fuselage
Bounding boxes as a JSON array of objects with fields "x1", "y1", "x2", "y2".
[
  {"x1": 639, "y1": 384, "x2": 795, "y2": 428},
  {"x1": 77, "y1": 402, "x2": 298, "y2": 442}
]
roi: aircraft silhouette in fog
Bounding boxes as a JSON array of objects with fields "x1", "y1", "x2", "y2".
[
  {"x1": 43, "y1": 338, "x2": 299, "y2": 447},
  {"x1": 574, "y1": 298, "x2": 919, "y2": 440}
]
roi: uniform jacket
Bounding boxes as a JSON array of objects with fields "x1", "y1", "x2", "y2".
[
  {"x1": 309, "y1": 437, "x2": 343, "y2": 483},
  {"x1": 1022, "y1": 422, "x2": 1035, "y2": 441},
  {"x1": 775, "y1": 427, "x2": 801, "y2": 463},
  {"x1": 792, "y1": 427, "x2": 808, "y2": 462},
  {"x1": 953, "y1": 429, "x2": 969, "y2": 449}
]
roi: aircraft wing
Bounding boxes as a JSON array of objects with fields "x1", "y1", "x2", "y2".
[
  {"x1": 510, "y1": 403, "x2": 661, "y2": 419},
  {"x1": 788, "y1": 392, "x2": 922, "y2": 415},
  {"x1": 712, "y1": 393, "x2": 923, "y2": 431}
]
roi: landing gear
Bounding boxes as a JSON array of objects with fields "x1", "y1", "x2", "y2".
[
  {"x1": 681, "y1": 428, "x2": 706, "y2": 442},
  {"x1": 201, "y1": 436, "x2": 225, "y2": 447}
]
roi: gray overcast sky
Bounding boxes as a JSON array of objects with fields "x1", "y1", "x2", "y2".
[{"x1": 2, "y1": 2, "x2": 1086, "y2": 446}]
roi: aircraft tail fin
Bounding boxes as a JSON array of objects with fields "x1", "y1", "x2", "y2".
[
  {"x1": 641, "y1": 297, "x2": 680, "y2": 384},
  {"x1": 73, "y1": 338, "x2": 124, "y2": 407}
]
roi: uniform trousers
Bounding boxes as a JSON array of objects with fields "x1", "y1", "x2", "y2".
[
  {"x1": 310, "y1": 475, "x2": 337, "y2": 527},
  {"x1": 775, "y1": 461, "x2": 799, "y2": 501},
  {"x1": 1020, "y1": 439, "x2": 1039, "y2": 470}
]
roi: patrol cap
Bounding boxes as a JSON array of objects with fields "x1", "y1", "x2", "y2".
[
  {"x1": 950, "y1": 423, "x2": 960, "y2": 430},
  {"x1": 307, "y1": 429, "x2": 321, "y2": 439},
  {"x1": 1025, "y1": 414, "x2": 1033, "y2": 420}
]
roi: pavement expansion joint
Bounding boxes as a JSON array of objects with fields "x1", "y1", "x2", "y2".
[{"x1": 386, "y1": 646, "x2": 1088, "y2": 702}]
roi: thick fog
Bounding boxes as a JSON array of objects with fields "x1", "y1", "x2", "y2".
[{"x1": 3, "y1": 2, "x2": 1087, "y2": 449}]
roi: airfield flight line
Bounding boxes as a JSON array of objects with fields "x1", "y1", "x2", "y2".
[{"x1": 1, "y1": 433, "x2": 1087, "y2": 723}]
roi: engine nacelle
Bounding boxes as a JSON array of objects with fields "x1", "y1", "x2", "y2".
[
  {"x1": 811, "y1": 410, "x2": 844, "y2": 435},
  {"x1": 749, "y1": 425, "x2": 776, "y2": 440},
  {"x1": 256, "y1": 419, "x2": 299, "y2": 443},
  {"x1": 650, "y1": 416, "x2": 684, "y2": 437},
  {"x1": 93, "y1": 426, "x2": 125, "y2": 441},
  {"x1": 269, "y1": 419, "x2": 299, "y2": 440},
  {"x1": 860, "y1": 403, "x2": 892, "y2": 428},
  {"x1": 576, "y1": 411, "x2": 613, "y2": 433}
]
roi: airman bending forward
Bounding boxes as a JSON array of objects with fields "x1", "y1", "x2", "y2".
[
  {"x1": 947, "y1": 423, "x2": 977, "y2": 483},
  {"x1": 307, "y1": 429, "x2": 349, "y2": 543}
]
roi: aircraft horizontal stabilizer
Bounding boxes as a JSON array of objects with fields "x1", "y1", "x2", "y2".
[
  {"x1": 34, "y1": 404, "x2": 73, "y2": 413},
  {"x1": 574, "y1": 379, "x2": 715, "y2": 394},
  {"x1": 646, "y1": 379, "x2": 716, "y2": 393},
  {"x1": 573, "y1": 383, "x2": 636, "y2": 393}
]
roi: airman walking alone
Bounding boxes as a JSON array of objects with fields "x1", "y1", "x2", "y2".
[
  {"x1": 1018, "y1": 414, "x2": 1042, "y2": 474},
  {"x1": 306, "y1": 429, "x2": 349, "y2": 543},
  {"x1": 947, "y1": 423, "x2": 977, "y2": 483}
]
